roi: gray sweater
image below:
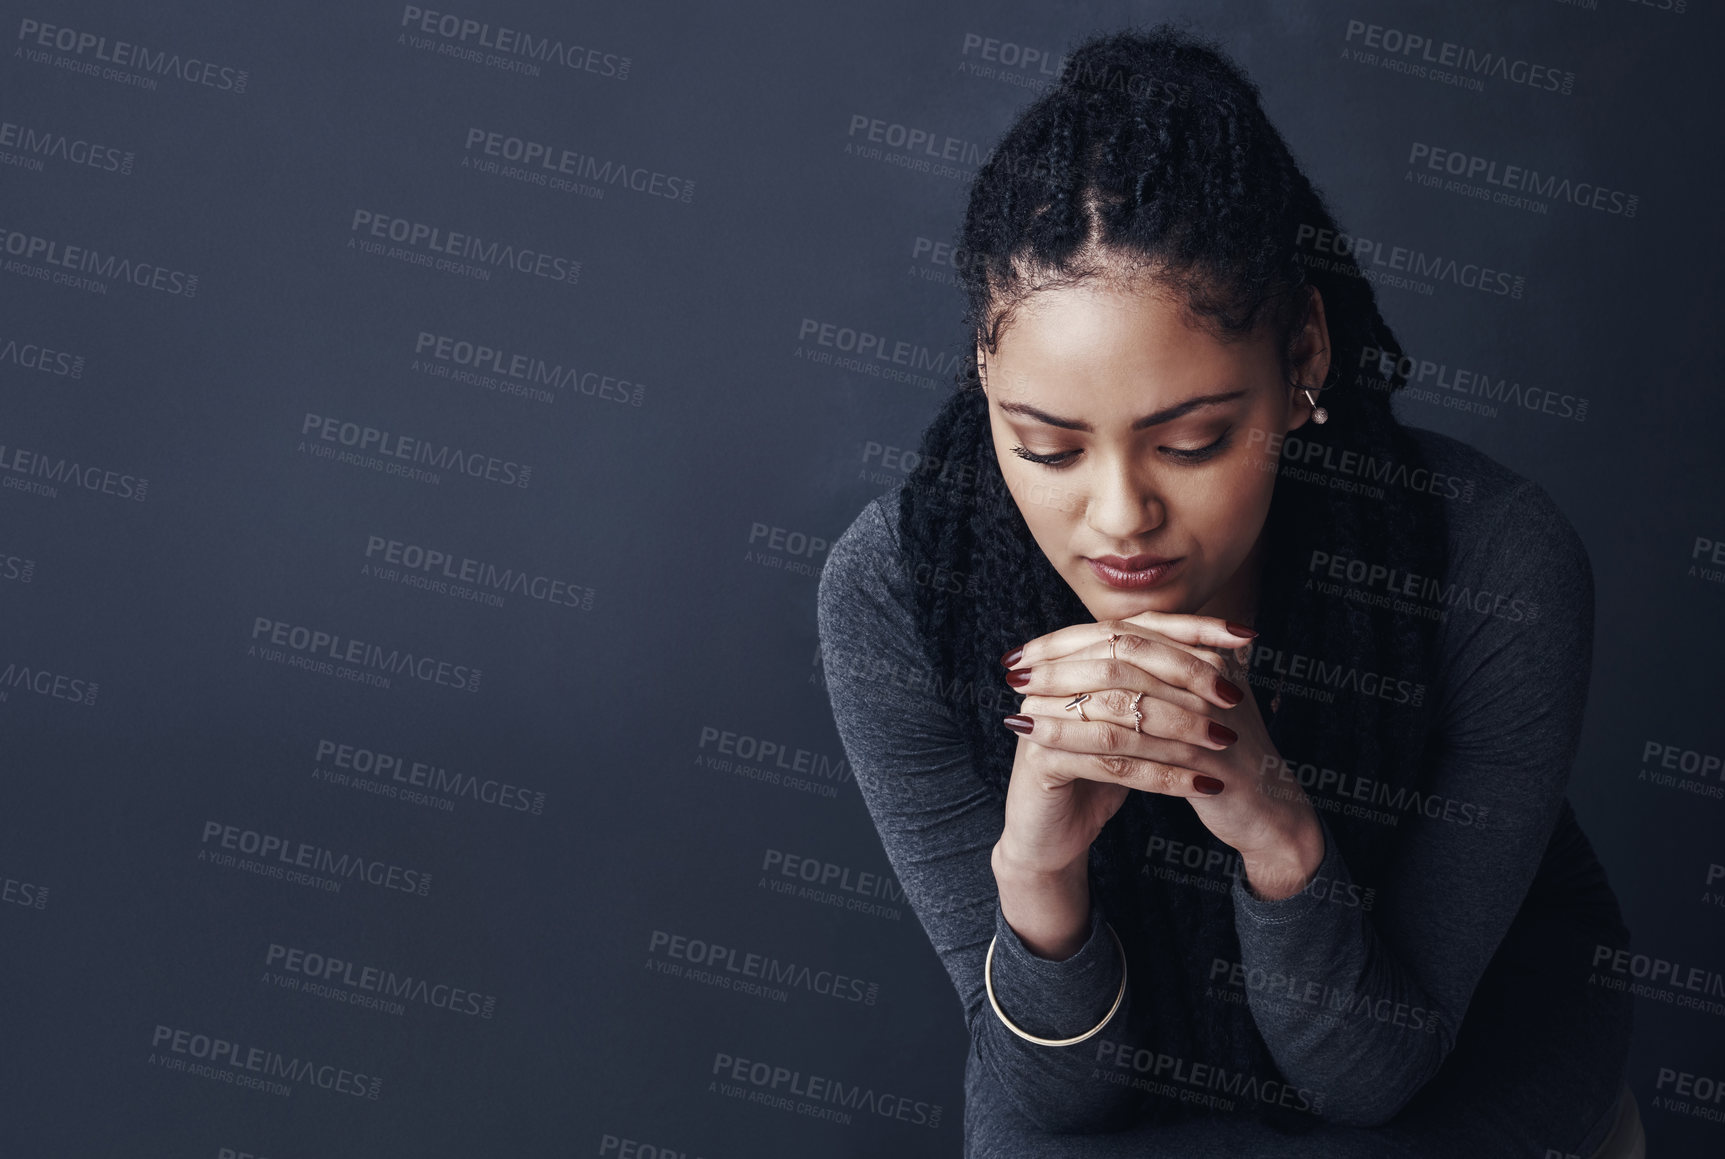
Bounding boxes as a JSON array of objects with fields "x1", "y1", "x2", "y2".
[{"x1": 815, "y1": 424, "x2": 1631, "y2": 1155}]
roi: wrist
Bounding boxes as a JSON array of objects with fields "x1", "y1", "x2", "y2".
[
  {"x1": 992, "y1": 841, "x2": 1092, "y2": 960},
  {"x1": 1238, "y1": 805, "x2": 1325, "y2": 902}
]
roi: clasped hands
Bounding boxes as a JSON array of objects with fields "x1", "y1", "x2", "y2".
[{"x1": 997, "y1": 611, "x2": 1324, "y2": 902}]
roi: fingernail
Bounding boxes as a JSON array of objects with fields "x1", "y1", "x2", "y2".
[
  {"x1": 1225, "y1": 621, "x2": 1258, "y2": 638},
  {"x1": 1193, "y1": 775, "x2": 1225, "y2": 795},
  {"x1": 999, "y1": 646, "x2": 1024, "y2": 667},
  {"x1": 1207, "y1": 721, "x2": 1238, "y2": 746},
  {"x1": 1004, "y1": 715, "x2": 1034, "y2": 735},
  {"x1": 1216, "y1": 678, "x2": 1244, "y2": 706},
  {"x1": 1005, "y1": 667, "x2": 1032, "y2": 688}
]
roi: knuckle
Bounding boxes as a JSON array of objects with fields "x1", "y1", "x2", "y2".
[
  {"x1": 1160, "y1": 764, "x2": 1189, "y2": 795},
  {"x1": 1187, "y1": 652, "x2": 1213, "y2": 686},
  {"x1": 1099, "y1": 688, "x2": 1137, "y2": 716},
  {"x1": 1094, "y1": 753, "x2": 1134, "y2": 780}
]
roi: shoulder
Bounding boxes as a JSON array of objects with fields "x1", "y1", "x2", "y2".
[
  {"x1": 1401, "y1": 427, "x2": 1595, "y2": 731},
  {"x1": 817, "y1": 483, "x2": 908, "y2": 636},
  {"x1": 1403, "y1": 424, "x2": 1592, "y2": 612}
]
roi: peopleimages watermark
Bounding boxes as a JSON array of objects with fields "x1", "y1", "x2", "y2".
[
  {"x1": 264, "y1": 942, "x2": 496, "y2": 1019},
  {"x1": 348, "y1": 209, "x2": 580, "y2": 286},
  {"x1": 200, "y1": 820, "x2": 432, "y2": 897},
  {"x1": 1405, "y1": 142, "x2": 1636, "y2": 218},
  {"x1": 15, "y1": 17, "x2": 250, "y2": 93},
  {"x1": 1590, "y1": 944, "x2": 1725, "y2": 1017},
  {"x1": 412, "y1": 330, "x2": 645, "y2": 407},
  {"x1": 301, "y1": 412, "x2": 529, "y2": 488},
  {"x1": 694, "y1": 725, "x2": 850, "y2": 799},
  {"x1": 793, "y1": 315, "x2": 963, "y2": 390},
  {"x1": 397, "y1": 6, "x2": 630, "y2": 80},
  {"x1": 0, "y1": 224, "x2": 198, "y2": 296},
  {"x1": 1355, "y1": 345, "x2": 1588, "y2": 425},
  {"x1": 148, "y1": 1024, "x2": 380, "y2": 1099},
  {"x1": 0, "y1": 118, "x2": 134, "y2": 175},
  {"x1": 647, "y1": 928, "x2": 880, "y2": 1006},
  {"x1": 363, "y1": 534, "x2": 593, "y2": 612},
  {"x1": 1206, "y1": 957, "x2": 1441, "y2": 1034},
  {"x1": 1306, "y1": 547, "x2": 1537, "y2": 625},
  {"x1": 1638, "y1": 738, "x2": 1725, "y2": 801},
  {"x1": 462, "y1": 127, "x2": 692, "y2": 203},
  {"x1": 1092, "y1": 1038, "x2": 1324, "y2": 1115},
  {"x1": 1340, "y1": 19, "x2": 1575, "y2": 96},
  {"x1": 1293, "y1": 222, "x2": 1525, "y2": 299},
  {"x1": 0, "y1": 437, "x2": 147, "y2": 502},
  {"x1": 1, "y1": 871, "x2": 48, "y2": 909},
  {"x1": 1260, "y1": 753, "x2": 1489, "y2": 830},
  {"x1": 1248, "y1": 427, "x2": 1475, "y2": 502},
  {"x1": 249, "y1": 616, "x2": 482, "y2": 693},
  {"x1": 710, "y1": 1050, "x2": 943, "y2": 1129},
  {"x1": 1141, "y1": 831, "x2": 1376, "y2": 910},
  {"x1": 0, "y1": 332, "x2": 85, "y2": 377},
  {"x1": 0, "y1": 657, "x2": 98, "y2": 706},
  {"x1": 1243, "y1": 643, "x2": 1427, "y2": 707},
  {"x1": 1650, "y1": 1065, "x2": 1725, "y2": 1124},
  {"x1": 598, "y1": 1133, "x2": 712, "y2": 1159},
  {"x1": 758, "y1": 848, "x2": 905, "y2": 921}
]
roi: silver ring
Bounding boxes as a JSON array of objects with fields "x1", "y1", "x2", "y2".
[
  {"x1": 1107, "y1": 633, "x2": 1121, "y2": 660},
  {"x1": 1063, "y1": 693, "x2": 1091, "y2": 722},
  {"x1": 1130, "y1": 691, "x2": 1144, "y2": 734}
]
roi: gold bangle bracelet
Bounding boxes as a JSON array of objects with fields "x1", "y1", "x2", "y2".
[{"x1": 984, "y1": 921, "x2": 1127, "y2": 1047}]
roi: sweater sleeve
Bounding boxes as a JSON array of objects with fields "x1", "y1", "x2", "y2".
[
  {"x1": 1226, "y1": 477, "x2": 1595, "y2": 1127},
  {"x1": 815, "y1": 492, "x2": 1141, "y2": 1132}
]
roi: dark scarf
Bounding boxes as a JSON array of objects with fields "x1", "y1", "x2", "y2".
[{"x1": 895, "y1": 381, "x2": 1449, "y2": 1131}]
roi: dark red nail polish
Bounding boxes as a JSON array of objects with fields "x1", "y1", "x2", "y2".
[
  {"x1": 1193, "y1": 775, "x2": 1225, "y2": 795},
  {"x1": 1005, "y1": 667, "x2": 1032, "y2": 688},
  {"x1": 1000, "y1": 646, "x2": 1024, "y2": 668},
  {"x1": 1207, "y1": 721, "x2": 1238, "y2": 746},
  {"x1": 1004, "y1": 715, "x2": 1034, "y2": 735},
  {"x1": 1225, "y1": 621, "x2": 1258, "y2": 639},
  {"x1": 1216, "y1": 678, "x2": 1244, "y2": 706}
]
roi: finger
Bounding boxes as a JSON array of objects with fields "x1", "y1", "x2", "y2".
[
  {"x1": 1120, "y1": 611, "x2": 1259, "y2": 651},
  {"x1": 1005, "y1": 616, "x2": 1254, "y2": 668},
  {"x1": 1022, "y1": 686, "x2": 1238, "y2": 750},
  {"x1": 1010, "y1": 647, "x2": 1245, "y2": 712},
  {"x1": 1005, "y1": 712, "x2": 1227, "y2": 797},
  {"x1": 1067, "y1": 630, "x2": 1227, "y2": 673}
]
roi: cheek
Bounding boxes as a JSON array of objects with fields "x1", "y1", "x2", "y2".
[{"x1": 1002, "y1": 462, "x2": 1083, "y2": 524}]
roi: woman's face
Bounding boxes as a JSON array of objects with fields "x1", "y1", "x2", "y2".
[{"x1": 980, "y1": 278, "x2": 1329, "y2": 623}]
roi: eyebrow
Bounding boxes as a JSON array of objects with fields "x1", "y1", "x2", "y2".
[{"x1": 995, "y1": 390, "x2": 1247, "y2": 432}]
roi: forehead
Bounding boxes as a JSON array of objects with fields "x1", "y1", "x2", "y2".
[{"x1": 987, "y1": 282, "x2": 1268, "y2": 393}]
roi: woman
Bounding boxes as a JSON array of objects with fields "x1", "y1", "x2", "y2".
[{"x1": 815, "y1": 25, "x2": 1634, "y2": 1159}]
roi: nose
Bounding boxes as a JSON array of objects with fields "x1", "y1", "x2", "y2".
[{"x1": 1086, "y1": 449, "x2": 1166, "y2": 542}]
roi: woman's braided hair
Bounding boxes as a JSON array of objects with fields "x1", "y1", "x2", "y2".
[{"x1": 895, "y1": 25, "x2": 1451, "y2": 1130}]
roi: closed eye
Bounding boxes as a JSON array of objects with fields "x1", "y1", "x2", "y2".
[{"x1": 1010, "y1": 429, "x2": 1233, "y2": 468}]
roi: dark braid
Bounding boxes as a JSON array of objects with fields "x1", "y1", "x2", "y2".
[{"x1": 896, "y1": 26, "x2": 1450, "y2": 1131}]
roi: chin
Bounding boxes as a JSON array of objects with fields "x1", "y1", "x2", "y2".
[{"x1": 1087, "y1": 584, "x2": 1191, "y2": 620}]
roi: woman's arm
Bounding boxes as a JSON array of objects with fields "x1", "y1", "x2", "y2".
[
  {"x1": 816, "y1": 492, "x2": 1142, "y2": 1132},
  {"x1": 1225, "y1": 477, "x2": 1595, "y2": 1127}
]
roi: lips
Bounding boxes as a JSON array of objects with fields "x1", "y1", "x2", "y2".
[
  {"x1": 1091, "y1": 554, "x2": 1175, "y2": 570},
  {"x1": 1085, "y1": 553, "x2": 1183, "y2": 591}
]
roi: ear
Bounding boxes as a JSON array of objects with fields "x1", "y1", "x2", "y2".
[{"x1": 1287, "y1": 287, "x2": 1332, "y2": 428}]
